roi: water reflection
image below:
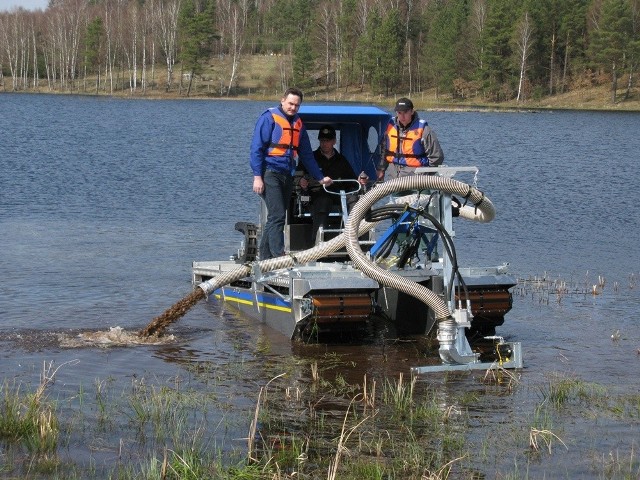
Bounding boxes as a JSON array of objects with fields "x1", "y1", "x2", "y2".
[{"x1": 2, "y1": 94, "x2": 640, "y2": 478}]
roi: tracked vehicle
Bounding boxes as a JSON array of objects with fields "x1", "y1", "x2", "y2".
[{"x1": 192, "y1": 105, "x2": 522, "y2": 372}]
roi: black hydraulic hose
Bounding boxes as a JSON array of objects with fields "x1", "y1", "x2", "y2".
[
  {"x1": 367, "y1": 202, "x2": 470, "y2": 304},
  {"x1": 422, "y1": 211, "x2": 470, "y2": 304},
  {"x1": 366, "y1": 206, "x2": 405, "y2": 261},
  {"x1": 374, "y1": 233, "x2": 397, "y2": 260}
]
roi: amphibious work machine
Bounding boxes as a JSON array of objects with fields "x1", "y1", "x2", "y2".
[{"x1": 192, "y1": 105, "x2": 522, "y2": 372}]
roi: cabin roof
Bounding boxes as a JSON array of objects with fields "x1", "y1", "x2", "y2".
[
  {"x1": 298, "y1": 105, "x2": 391, "y2": 126},
  {"x1": 299, "y1": 104, "x2": 390, "y2": 115}
]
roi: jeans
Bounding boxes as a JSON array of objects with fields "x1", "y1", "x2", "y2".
[{"x1": 259, "y1": 169, "x2": 293, "y2": 259}]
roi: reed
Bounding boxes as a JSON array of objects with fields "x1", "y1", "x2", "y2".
[
  {"x1": 528, "y1": 427, "x2": 567, "y2": 454},
  {"x1": 542, "y1": 374, "x2": 607, "y2": 409},
  {"x1": 0, "y1": 361, "x2": 79, "y2": 474},
  {"x1": 327, "y1": 393, "x2": 373, "y2": 480},
  {"x1": 381, "y1": 372, "x2": 416, "y2": 413},
  {"x1": 597, "y1": 444, "x2": 640, "y2": 479},
  {"x1": 6, "y1": 351, "x2": 640, "y2": 479}
]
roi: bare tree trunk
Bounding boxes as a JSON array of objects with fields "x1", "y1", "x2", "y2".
[
  {"x1": 104, "y1": 1, "x2": 116, "y2": 94},
  {"x1": 134, "y1": 5, "x2": 138, "y2": 92},
  {"x1": 20, "y1": 19, "x2": 29, "y2": 90},
  {"x1": 625, "y1": 65, "x2": 633, "y2": 100},
  {"x1": 142, "y1": 31, "x2": 147, "y2": 93},
  {"x1": 561, "y1": 31, "x2": 570, "y2": 94},
  {"x1": 549, "y1": 32, "x2": 555, "y2": 95},
  {"x1": 156, "y1": 0, "x2": 180, "y2": 92},
  {"x1": 223, "y1": 0, "x2": 247, "y2": 96},
  {"x1": 42, "y1": 40, "x2": 51, "y2": 89},
  {"x1": 315, "y1": 4, "x2": 332, "y2": 93},
  {"x1": 278, "y1": 56, "x2": 287, "y2": 93},
  {"x1": 333, "y1": 2, "x2": 341, "y2": 91},
  {"x1": 151, "y1": 38, "x2": 156, "y2": 90},
  {"x1": 187, "y1": 70, "x2": 195, "y2": 96},
  {"x1": 405, "y1": 0, "x2": 414, "y2": 94},
  {"x1": 516, "y1": 12, "x2": 533, "y2": 103},
  {"x1": 31, "y1": 24, "x2": 38, "y2": 89},
  {"x1": 611, "y1": 62, "x2": 617, "y2": 103}
]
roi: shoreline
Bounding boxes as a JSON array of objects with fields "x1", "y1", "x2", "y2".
[{"x1": 3, "y1": 86, "x2": 640, "y2": 113}]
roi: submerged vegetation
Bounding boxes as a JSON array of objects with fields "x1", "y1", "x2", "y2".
[
  {"x1": 1, "y1": 0, "x2": 639, "y2": 110},
  {"x1": 1, "y1": 351, "x2": 639, "y2": 479}
]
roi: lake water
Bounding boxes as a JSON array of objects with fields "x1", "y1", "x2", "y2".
[{"x1": 1, "y1": 92, "x2": 639, "y2": 478}]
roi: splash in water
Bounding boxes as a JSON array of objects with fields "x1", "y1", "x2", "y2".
[{"x1": 59, "y1": 326, "x2": 175, "y2": 348}]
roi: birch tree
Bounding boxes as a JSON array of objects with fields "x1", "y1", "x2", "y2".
[
  {"x1": 1, "y1": 9, "x2": 25, "y2": 90},
  {"x1": 156, "y1": 0, "x2": 181, "y2": 91},
  {"x1": 123, "y1": 1, "x2": 139, "y2": 93},
  {"x1": 142, "y1": 0, "x2": 155, "y2": 92},
  {"x1": 219, "y1": 0, "x2": 248, "y2": 95},
  {"x1": 12, "y1": 11, "x2": 38, "y2": 90},
  {"x1": 470, "y1": 0, "x2": 487, "y2": 71},
  {"x1": 514, "y1": 11, "x2": 533, "y2": 101},
  {"x1": 625, "y1": 0, "x2": 640, "y2": 99},
  {"x1": 102, "y1": 0, "x2": 117, "y2": 94}
]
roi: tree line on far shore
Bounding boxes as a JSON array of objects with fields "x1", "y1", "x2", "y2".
[{"x1": 1, "y1": 0, "x2": 639, "y2": 103}]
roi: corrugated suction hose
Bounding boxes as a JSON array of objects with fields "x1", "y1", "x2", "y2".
[{"x1": 139, "y1": 175, "x2": 493, "y2": 337}]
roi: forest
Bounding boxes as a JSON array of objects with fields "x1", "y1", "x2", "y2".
[{"x1": 1, "y1": 0, "x2": 639, "y2": 105}]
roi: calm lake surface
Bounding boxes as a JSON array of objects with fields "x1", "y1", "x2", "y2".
[{"x1": 1, "y1": 92, "x2": 639, "y2": 478}]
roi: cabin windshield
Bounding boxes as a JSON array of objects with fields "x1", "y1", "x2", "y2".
[{"x1": 298, "y1": 105, "x2": 392, "y2": 180}]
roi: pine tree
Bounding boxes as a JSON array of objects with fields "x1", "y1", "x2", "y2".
[
  {"x1": 179, "y1": 0, "x2": 218, "y2": 96},
  {"x1": 589, "y1": 0, "x2": 634, "y2": 102}
]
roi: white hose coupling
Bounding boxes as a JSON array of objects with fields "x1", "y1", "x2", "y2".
[
  {"x1": 198, "y1": 279, "x2": 216, "y2": 295},
  {"x1": 437, "y1": 318, "x2": 456, "y2": 347}
]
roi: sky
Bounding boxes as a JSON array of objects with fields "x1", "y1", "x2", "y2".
[{"x1": 0, "y1": 0, "x2": 48, "y2": 11}]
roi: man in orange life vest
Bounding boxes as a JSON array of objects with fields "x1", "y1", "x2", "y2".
[
  {"x1": 376, "y1": 97, "x2": 444, "y2": 181},
  {"x1": 250, "y1": 88, "x2": 332, "y2": 259}
]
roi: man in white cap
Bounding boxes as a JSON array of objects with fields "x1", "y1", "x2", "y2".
[{"x1": 376, "y1": 97, "x2": 444, "y2": 181}]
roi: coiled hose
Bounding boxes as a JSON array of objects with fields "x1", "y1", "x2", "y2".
[{"x1": 344, "y1": 175, "x2": 495, "y2": 324}]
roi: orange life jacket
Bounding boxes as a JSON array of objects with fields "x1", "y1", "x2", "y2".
[
  {"x1": 267, "y1": 108, "x2": 302, "y2": 157},
  {"x1": 384, "y1": 118, "x2": 428, "y2": 167}
]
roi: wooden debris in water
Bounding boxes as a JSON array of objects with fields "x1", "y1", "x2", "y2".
[{"x1": 138, "y1": 288, "x2": 205, "y2": 338}]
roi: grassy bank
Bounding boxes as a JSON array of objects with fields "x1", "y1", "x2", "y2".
[
  {"x1": 3, "y1": 54, "x2": 639, "y2": 112},
  {"x1": 2, "y1": 357, "x2": 639, "y2": 479}
]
